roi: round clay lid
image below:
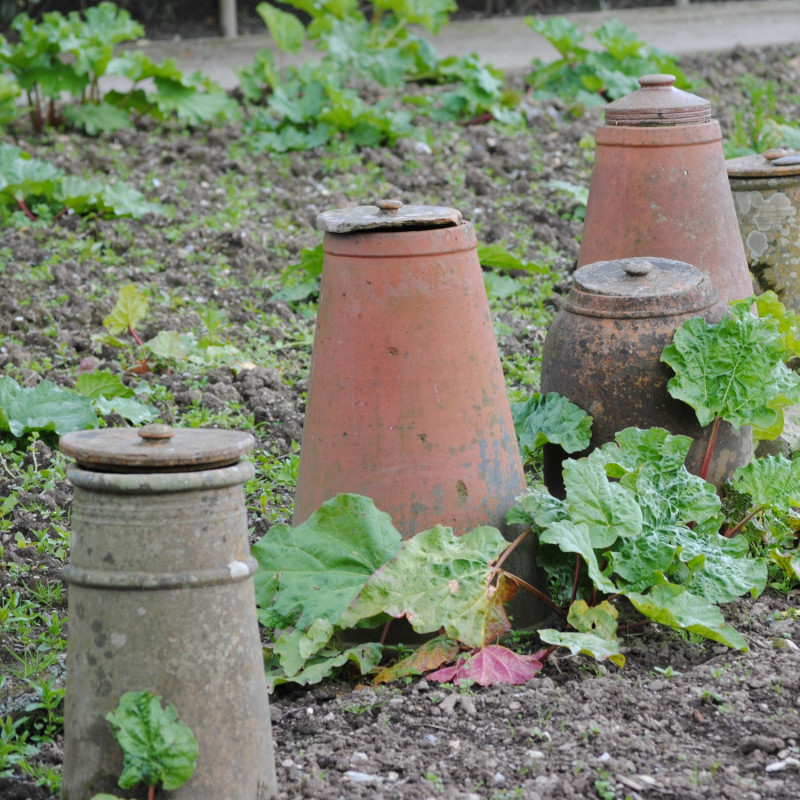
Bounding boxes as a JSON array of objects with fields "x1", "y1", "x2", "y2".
[
  {"x1": 604, "y1": 74, "x2": 712, "y2": 126},
  {"x1": 566, "y1": 257, "x2": 719, "y2": 319},
  {"x1": 60, "y1": 424, "x2": 254, "y2": 472},
  {"x1": 726, "y1": 150, "x2": 800, "y2": 178},
  {"x1": 317, "y1": 199, "x2": 462, "y2": 234}
]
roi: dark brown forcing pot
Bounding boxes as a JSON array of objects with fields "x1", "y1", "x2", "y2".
[
  {"x1": 59, "y1": 425, "x2": 276, "y2": 800},
  {"x1": 578, "y1": 74, "x2": 753, "y2": 305},
  {"x1": 540, "y1": 257, "x2": 753, "y2": 493},
  {"x1": 293, "y1": 201, "x2": 546, "y2": 626}
]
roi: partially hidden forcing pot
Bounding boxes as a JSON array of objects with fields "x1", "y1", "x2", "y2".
[{"x1": 540, "y1": 257, "x2": 753, "y2": 492}]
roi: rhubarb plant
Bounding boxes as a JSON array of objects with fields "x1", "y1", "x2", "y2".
[
  {"x1": 0, "y1": 3, "x2": 238, "y2": 134},
  {"x1": 661, "y1": 296, "x2": 800, "y2": 476}
]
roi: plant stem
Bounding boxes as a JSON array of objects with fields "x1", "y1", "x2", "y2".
[
  {"x1": 148, "y1": 786, "x2": 155, "y2": 800},
  {"x1": 501, "y1": 571, "x2": 566, "y2": 619},
  {"x1": 15, "y1": 196, "x2": 36, "y2": 221},
  {"x1": 569, "y1": 553, "x2": 581, "y2": 606},
  {"x1": 129, "y1": 325, "x2": 144, "y2": 346},
  {"x1": 698, "y1": 416, "x2": 721, "y2": 482},
  {"x1": 723, "y1": 506, "x2": 763, "y2": 538}
]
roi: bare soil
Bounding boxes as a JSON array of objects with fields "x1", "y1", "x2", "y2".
[{"x1": 1, "y1": 43, "x2": 800, "y2": 800}]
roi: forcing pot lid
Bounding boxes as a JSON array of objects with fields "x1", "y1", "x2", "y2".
[
  {"x1": 726, "y1": 149, "x2": 800, "y2": 178},
  {"x1": 60, "y1": 424, "x2": 254, "y2": 472},
  {"x1": 565, "y1": 257, "x2": 720, "y2": 319},
  {"x1": 316, "y1": 199, "x2": 462, "y2": 234},
  {"x1": 604, "y1": 74, "x2": 712, "y2": 127}
]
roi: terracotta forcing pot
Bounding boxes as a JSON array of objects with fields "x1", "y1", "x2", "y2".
[
  {"x1": 60, "y1": 425, "x2": 276, "y2": 800},
  {"x1": 578, "y1": 74, "x2": 753, "y2": 305},
  {"x1": 727, "y1": 150, "x2": 800, "y2": 311},
  {"x1": 540, "y1": 257, "x2": 753, "y2": 493},
  {"x1": 293, "y1": 201, "x2": 546, "y2": 625}
]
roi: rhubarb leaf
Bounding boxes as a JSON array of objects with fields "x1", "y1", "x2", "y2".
[
  {"x1": 374, "y1": 635, "x2": 461, "y2": 684},
  {"x1": 661, "y1": 300, "x2": 800, "y2": 431},
  {"x1": 345, "y1": 525, "x2": 511, "y2": 648},
  {"x1": 0, "y1": 377, "x2": 97, "y2": 437},
  {"x1": 426, "y1": 645, "x2": 545, "y2": 686},
  {"x1": 511, "y1": 391, "x2": 592, "y2": 459},
  {"x1": 252, "y1": 493, "x2": 403, "y2": 629},
  {"x1": 105, "y1": 690, "x2": 198, "y2": 791},
  {"x1": 732, "y1": 454, "x2": 800, "y2": 510},
  {"x1": 103, "y1": 284, "x2": 149, "y2": 336},
  {"x1": 538, "y1": 520, "x2": 616, "y2": 594},
  {"x1": 626, "y1": 583, "x2": 748, "y2": 650}
]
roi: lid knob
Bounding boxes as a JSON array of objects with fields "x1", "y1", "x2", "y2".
[
  {"x1": 138, "y1": 423, "x2": 176, "y2": 441},
  {"x1": 377, "y1": 199, "x2": 403, "y2": 212},
  {"x1": 623, "y1": 258, "x2": 653, "y2": 277},
  {"x1": 639, "y1": 74, "x2": 676, "y2": 89},
  {"x1": 763, "y1": 148, "x2": 789, "y2": 161}
]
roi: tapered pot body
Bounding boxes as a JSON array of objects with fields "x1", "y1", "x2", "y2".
[
  {"x1": 60, "y1": 428, "x2": 276, "y2": 800},
  {"x1": 540, "y1": 257, "x2": 753, "y2": 493},
  {"x1": 294, "y1": 221, "x2": 526, "y2": 537},
  {"x1": 578, "y1": 75, "x2": 753, "y2": 304},
  {"x1": 727, "y1": 152, "x2": 800, "y2": 311}
]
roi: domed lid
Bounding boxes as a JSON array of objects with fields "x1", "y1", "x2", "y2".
[
  {"x1": 317, "y1": 199, "x2": 462, "y2": 234},
  {"x1": 726, "y1": 149, "x2": 800, "y2": 178},
  {"x1": 60, "y1": 424, "x2": 254, "y2": 472},
  {"x1": 565, "y1": 257, "x2": 720, "y2": 319},
  {"x1": 604, "y1": 74, "x2": 712, "y2": 127}
]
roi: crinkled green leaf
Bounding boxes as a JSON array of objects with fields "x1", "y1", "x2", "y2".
[
  {"x1": 0, "y1": 377, "x2": 97, "y2": 437},
  {"x1": 0, "y1": 142, "x2": 62, "y2": 203},
  {"x1": 506, "y1": 483, "x2": 569, "y2": 531},
  {"x1": 374, "y1": 635, "x2": 461, "y2": 685},
  {"x1": 769, "y1": 548, "x2": 800, "y2": 582},
  {"x1": 93, "y1": 396, "x2": 159, "y2": 425},
  {"x1": 273, "y1": 619, "x2": 335, "y2": 677},
  {"x1": 264, "y1": 642, "x2": 382, "y2": 690},
  {"x1": 538, "y1": 628, "x2": 626, "y2": 667},
  {"x1": 97, "y1": 182, "x2": 164, "y2": 219},
  {"x1": 152, "y1": 75, "x2": 241, "y2": 125},
  {"x1": 75, "y1": 370, "x2": 133, "y2": 400},
  {"x1": 105, "y1": 690, "x2": 198, "y2": 791},
  {"x1": 252, "y1": 493, "x2": 403, "y2": 630},
  {"x1": 511, "y1": 392, "x2": 593, "y2": 459},
  {"x1": 661, "y1": 300, "x2": 800, "y2": 430},
  {"x1": 732, "y1": 454, "x2": 800, "y2": 510},
  {"x1": 62, "y1": 102, "x2": 133, "y2": 135},
  {"x1": 345, "y1": 525, "x2": 511, "y2": 649},
  {"x1": 538, "y1": 520, "x2": 616, "y2": 594},
  {"x1": 755, "y1": 290, "x2": 800, "y2": 359},
  {"x1": 563, "y1": 457, "x2": 641, "y2": 549},
  {"x1": 625, "y1": 583, "x2": 748, "y2": 650},
  {"x1": 104, "y1": 284, "x2": 149, "y2": 336}
]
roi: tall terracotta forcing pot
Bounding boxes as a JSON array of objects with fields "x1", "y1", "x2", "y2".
[
  {"x1": 294, "y1": 201, "x2": 525, "y2": 536},
  {"x1": 578, "y1": 74, "x2": 753, "y2": 304},
  {"x1": 293, "y1": 201, "x2": 544, "y2": 624},
  {"x1": 60, "y1": 425, "x2": 276, "y2": 800}
]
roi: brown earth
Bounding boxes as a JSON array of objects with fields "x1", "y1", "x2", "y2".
[{"x1": 1, "y1": 42, "x2": 800, "y2": 800}]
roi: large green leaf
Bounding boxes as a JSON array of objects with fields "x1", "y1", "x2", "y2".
[
  {"x1": 345, "y1": 525, "x2": 511, "y2": 649},
  {"x1": 732, "y1": 454, "x2": 800, "y2": 510},
  {"x1": 538, "y1": 520, "x2": 616, "y2": 594},
  {"x1": 105, "y1": 690, "x2": 198, "y2": 792},
  {"x1": 539, "y1": 600, "x2": 625, "y2": 667},
  {"x1": 257, "y1": 3, "x2": 306, "y2": 54},
  {"x1": 0, "y1": 377, "x2": 97, "y2": 437},
  {"x1": 511, "y1": 392, "x2": 593, "y2": 459},
  {"x1": 252, "y1": 493, "x2": 403, "y2": 629},
  {"x1": 75, "y1": 371, "x2": 134, "y2": 401},
  {"x1": 562, "y1": 457, "x2": 642, "y2": 549},
  {"x1": 626, "y1": 583, "x2": 748, "y2": 650},
  {"x1": 0, "y1": 143, "x2": 62, "y2": 203},
  {"x1": 661, "y1": 300, "x2": 800, "y2": 431},
  {"x1": 264, "y1": 641, "x2": 382, "y2": 689}
]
